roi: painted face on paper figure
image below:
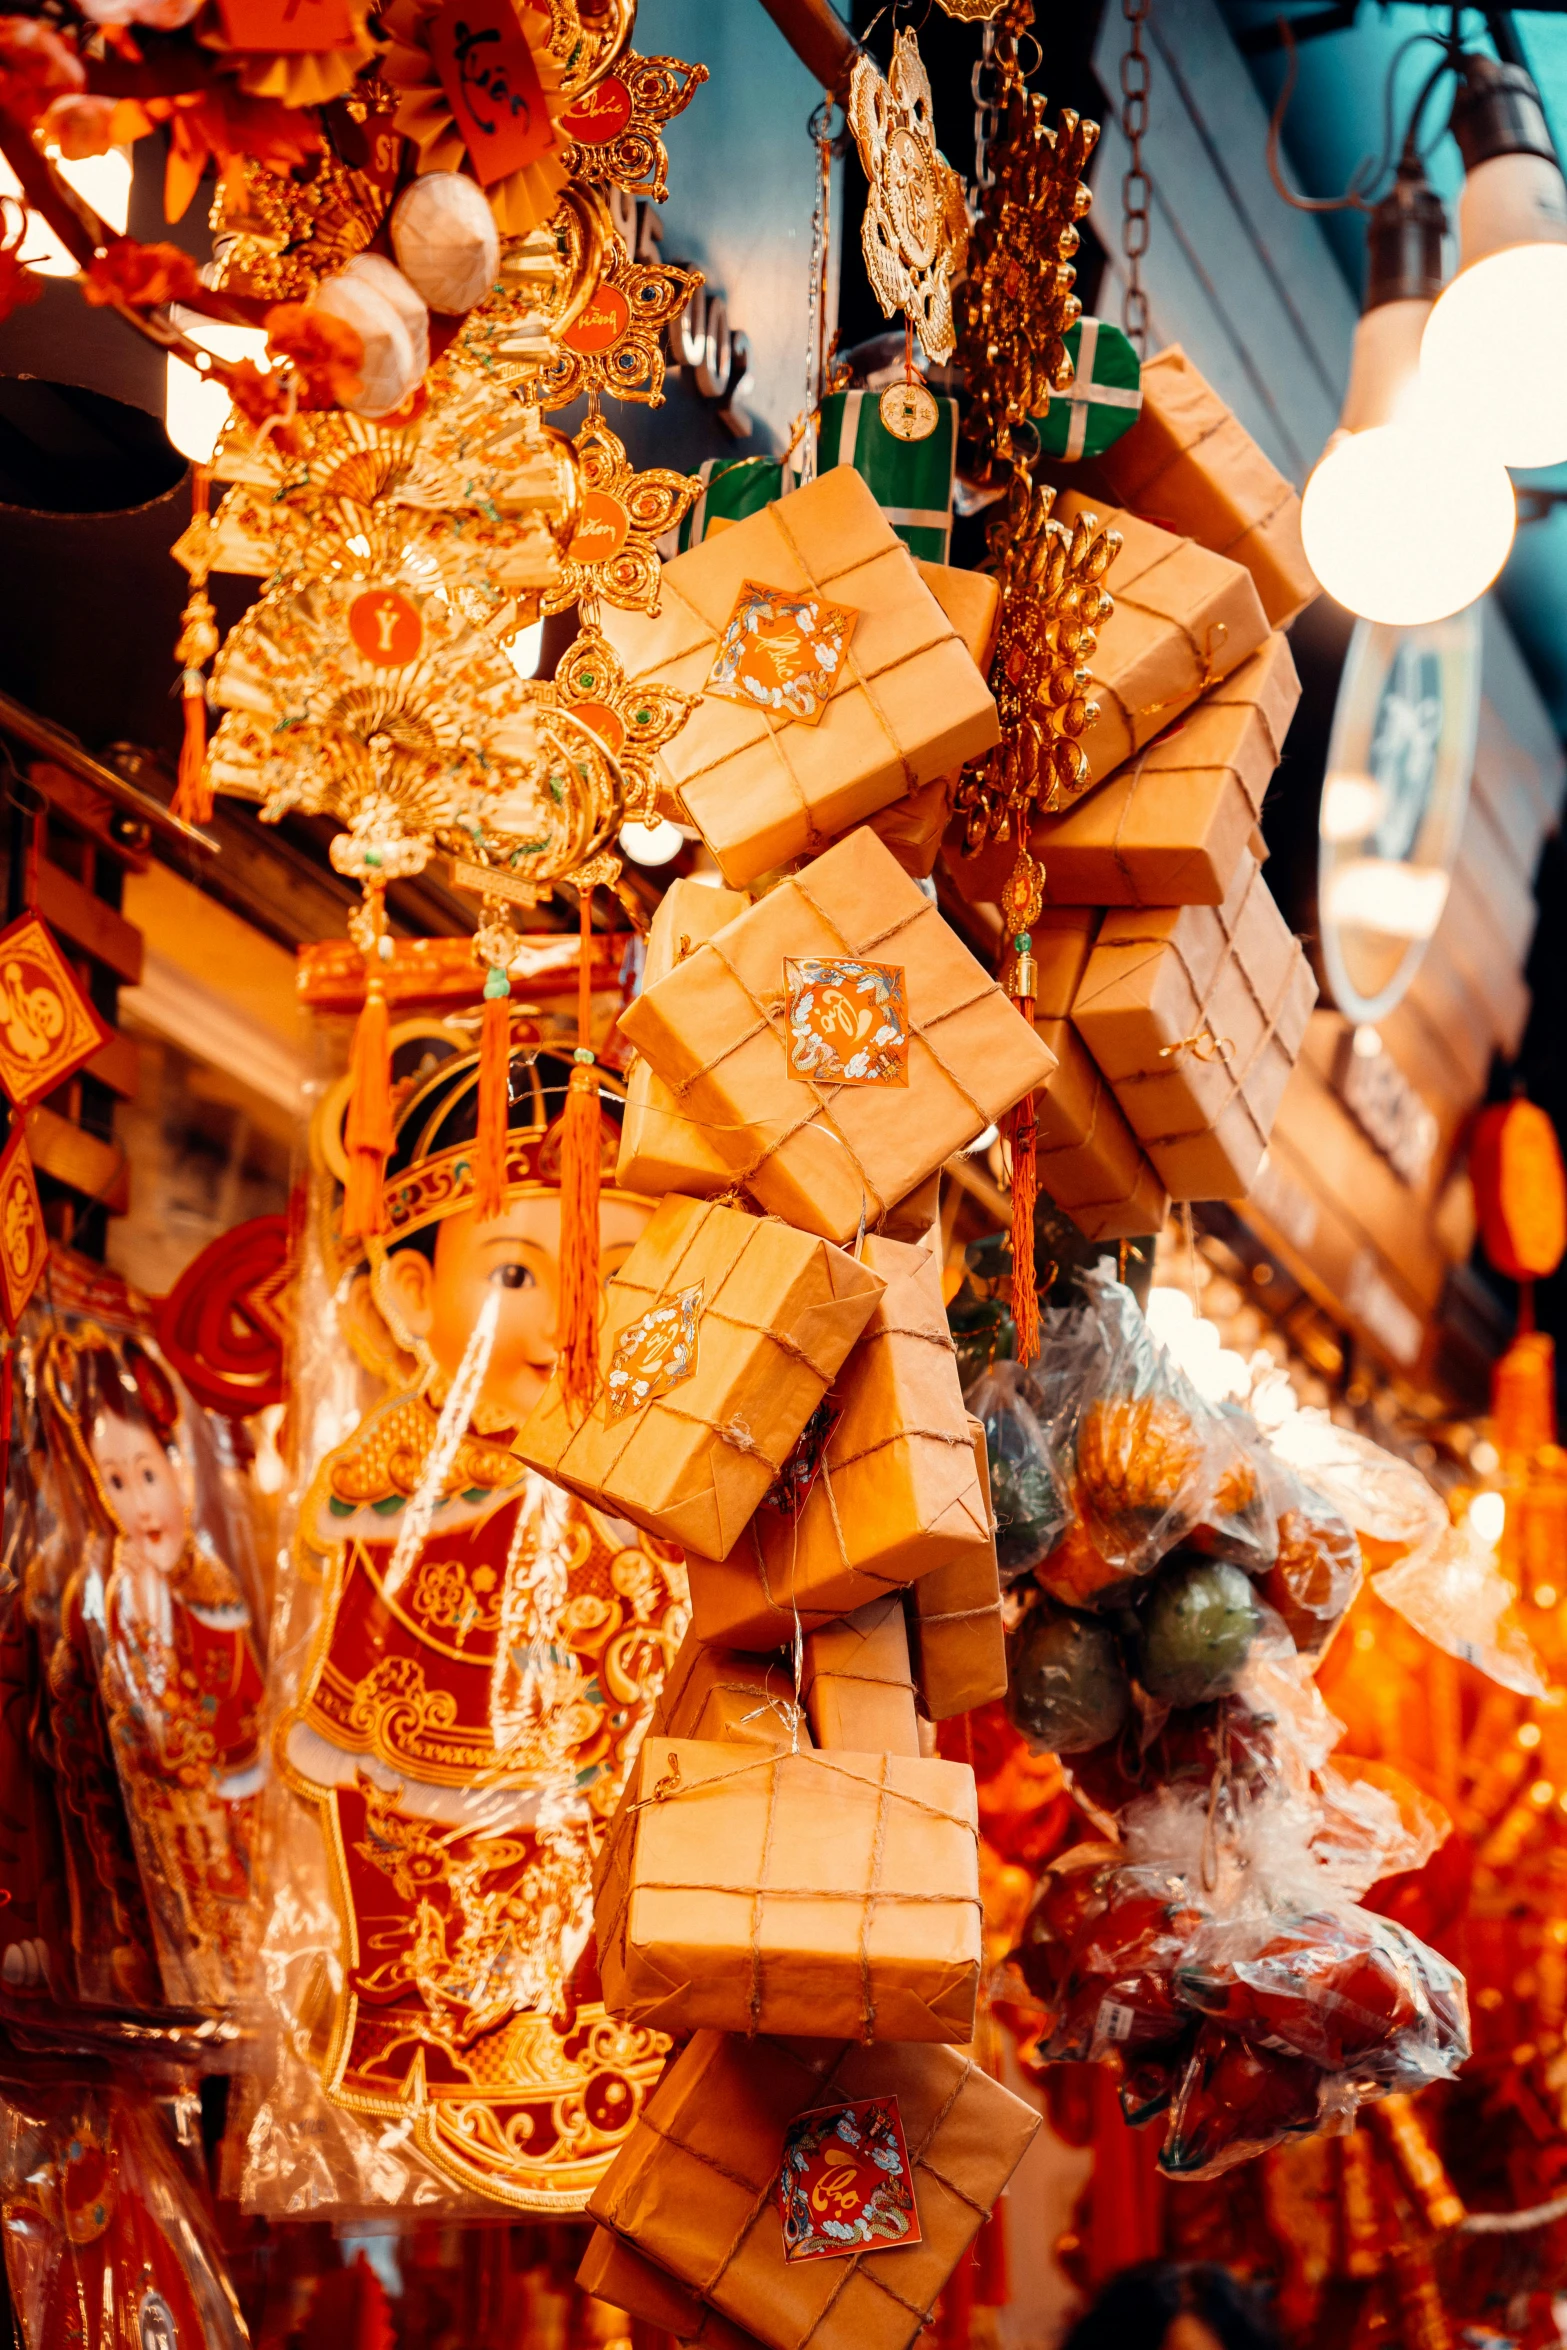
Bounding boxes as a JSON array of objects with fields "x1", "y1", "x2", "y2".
[
  {"x1": 92, "y1": 1412, "x2": 187, "y2": 1577},
  {"x1": 380, "y1": 1192, "x2": 653, "y2": 1426}
]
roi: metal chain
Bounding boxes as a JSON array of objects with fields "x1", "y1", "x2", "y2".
[
  {"x1": 971, "y1": 24, "x2": 1003, "y2": 193},
  {"x1": 1120, "y1": 0, "x2": 1152, "y2": 354}
]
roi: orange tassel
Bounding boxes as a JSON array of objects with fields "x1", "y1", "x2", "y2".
[
  {"x1": 171, "y1": 467, "x2": 216, "y2": 826},
  {"x1": 556, "y1": 1056, "x2": 602, "y2": 1418},
  {"x1": 1009, "y1": 1092, "x2": 1039, "y2": 1365},
  {"x1": 473, "y1": 977, "x2": 512, "y2": 1224},
  {"x1": 342, "y1": 973, "x2": 392, "y2": 1243},
  {"x1": 172, "y1": 671, "x2": 212, "y2": 825}
]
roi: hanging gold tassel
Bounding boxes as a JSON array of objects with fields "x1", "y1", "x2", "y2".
[
  {"x1": 555, "y1": 889, "x2": 601, "y2": 1420},
  {"x1": 473, "y1": 968, "x2": 512, "y2": 1224},
  {"x1": 171, "y1": 467, "x2": 219, "y2": 826}
]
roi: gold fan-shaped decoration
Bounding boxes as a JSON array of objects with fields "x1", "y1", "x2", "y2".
[
  {"x1": 442, "y1": 688, "x2": 626, "y2": 911},
  {"x1": 526, "y1": 0, "x2": 636, "y2": 96},
  {"x1": 540, "y1": 413, "x2": 698, "y2": 618},
  {"x1": 209, "y1": 137, "x2": 391, "y2": 303},
  {"x1": 205, "y1": 575, "x2": 532, "y2": 874},
  {"x1": 444, "y1": 184, "x2": 615, "y2": 391},
  {"x1": 953, "y1": 474, "x2": 1119, "y2": 852}
]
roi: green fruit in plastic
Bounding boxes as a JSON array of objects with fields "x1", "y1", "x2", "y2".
[
  {"x1": 1007, "y1": 1596, "x2": 1131, "y2": 1754},
  {"x1": 1138, "y1": 1556, "x2": 1259, "y2": 1709}
]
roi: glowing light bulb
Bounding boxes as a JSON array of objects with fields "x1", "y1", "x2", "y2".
[
  {"x1": 1469, "y1": 1488, "x2": 1506, "y2": 1546},
  {"x1": 1300, "y1": 421, "x2": 1515, "y2": 626},
  {"x1": 163, "y1": 307, "x2": 269, "y2": 467},
  {"x1": 1423, "y1": 241, "x2": 1567, "y2": 468},
  {"x1": 618, "y1": 817, "x2": 683, "y2": 867}
]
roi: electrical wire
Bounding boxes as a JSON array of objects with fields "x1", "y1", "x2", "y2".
[{"x1": 1265, "y1": 15, "x2": 1458, "y2": 214}]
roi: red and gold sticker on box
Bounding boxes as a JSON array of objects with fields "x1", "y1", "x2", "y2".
[
  {"x1": 778, "y1": 2096, "x2": 922, "y2": 2263},
  {"x1": 605, "y1": 1282, "x2": 702, "y2": 1423},
  {"x1": 784, "y1": 958, "x2": 909, "y2": 1089},
  {"x1": 428, "y1": 0, "x2": 559, "y2": 187},
  {"x1": 0, "y1": 1126, "x2": 47, "y2": 1331},
  {"x1": 0, "y1": 913, "x2": 111, "y2": 1111},
  {"x1": 706, "y1": 581, "x2": 858, "y2": 728}
]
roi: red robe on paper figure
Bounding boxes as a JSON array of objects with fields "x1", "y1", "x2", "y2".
[{"x1": 278, "y1": 1036, "x2": 685, "y2": 2209}]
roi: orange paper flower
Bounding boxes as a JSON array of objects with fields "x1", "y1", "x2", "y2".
[
  {"x1": 265, "y1": 300, "x2": 364, "y2": 409},
  {"x1": 83, "y1": 235, "x2": 202, "y2": 309},
  {"x1": 110, "y1": 85, "x2": 319, "y2": 220},
  {"x1": 0, "y1": 15, "x2": 84, "y2": 125},
  {"x1": 40, "y1": 90, "x2": 118, "y2": 158}
]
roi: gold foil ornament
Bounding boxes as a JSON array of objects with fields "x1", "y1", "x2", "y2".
[
  {"x1": 541, "y1": 413, "x2": 699, "y2": 618},
  {"x1": 550, "y1": 628, "x2": 698, "y2": 819},
  {"x1": 533, "y1": 238, "x2": 702, "y2": 409},
  {"x1": 953, "y1": 474, "x2": 1119, "y2": 855},
  {"x1": 559, "y1": 51, "x2": 709, "y2": 204},
  {"x1": 847, "y1": 31, "x2": 969, "y2": 366}
]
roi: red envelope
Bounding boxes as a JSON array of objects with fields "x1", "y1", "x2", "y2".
[{"x1": 429, "y1": 0, "x2": 559, "y2": 187}]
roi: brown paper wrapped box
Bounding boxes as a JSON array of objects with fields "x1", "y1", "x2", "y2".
[
  {"x1": 1096, "y1": 345, "x2": 1318, "y2": 629},
  {"x1": 802, "y1": 1595, "x2": 923, "y2": 1757},
  {"x1": 621, "y1": 877, "x2": 750, "y2": 1198},
  {"x1": 1027, "y1": 910, "x2": 1171, "y2": 1240},
  {"x1": 618, "y1": 829, "x2": 1057, "y2": 1246},
  {"x1": 517, "y1": 1196, "x2": 884, "y2": 1562},
  {"x1": 1073, "y1": 852, "x2": 1317, "y2": 1201},
  {"x1": 595, "y1": 1737, "x2": 979, "y2": 2041},
  {"x1": 906, "y1": 1418, "x2": 1007, "y2": 1720},
  {"x1": 953, "y1": 635, "x2": 1300, "y2": 911},
  {"x1": 596, "y1": 468, "x2": 999, "y2": 887},
  {"x1": 579, "y1": 2227, "x2": 767, "y2": 2350},
  {"x1": 651, "y1": 1628, "x2": 809, "y2": 1752},
  {"x1": 868, "y1": 565, "x2": 1004, "y2": 879},
  {"x1": 685, "y1": 1234, "x2": 987, "y2": 1652},
  {"x1": 594, "y1": 1631, "x2": 810, "y2": 1930},
  {"x1": 1054, "y1": 493, "x2": 1270, "y2": 788},
  {"x1": 587, "y1": 2029, "x2": 1040, "y2": 2350}
]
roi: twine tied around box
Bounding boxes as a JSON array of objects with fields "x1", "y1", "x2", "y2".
[
  {"x1": 619, "y1": 1744, "x2": 980, "y2": 2045},
  {"x1": 662, "y1": 496, "x2": 956, "y2": 852},
  {"x1": 1095, "y1": 859, "x2": 1302, "y2": 1157},
  {"x1": 618, "y1": 2042, "x2": 996, "y2": 2340},
  {"x1": 1091, "y1": 610, "x2": 1231, "y2": 759},
  {"x1": 666, "y1": 872, "x2": 1002, "y2": 1226}
]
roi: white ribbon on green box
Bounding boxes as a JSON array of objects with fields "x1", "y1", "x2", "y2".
[
  {"x1": 678, "y1": 455, "x2": 795, "y2": 551},
  {"x1": 817, "y1": 388, "x2": 957, "y2": 562},
  {"x1": 1035, "y1": 318, "x2": 1143, "y2": 463}
]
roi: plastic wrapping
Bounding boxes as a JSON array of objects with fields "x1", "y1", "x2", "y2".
[
  {"x1": 1027, "y1": 1267, "x2": 1275, "y2": 1607},
  {"x1": 1006, "y1": 1598, "x2": 1131, "y2": 1754},
  {"x1": 241, "y1": 1028, "x2": 686, "y2": 2219},
  {"x1": 0, "y1": 2077, "x2": 247, "y2": 2350},
  {"x1": 963, "y1": 1360, "x2": 1068, "y2": 1582}
]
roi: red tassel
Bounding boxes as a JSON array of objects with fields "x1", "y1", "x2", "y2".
[
  {"x1": 556, "y1": 1057, "x2": 602, "y2": 1418},
  {"x1": 342, "y1": 973, "x2": 392, "y2": 1244},
  {"x1": 1009, "y1": 1092, "x2": 1039, "y2": 1365},
  {"x1": 172, "y1": 671, "x2": 212, "y2": 825},
  {"x1": 473, "y1": 980, "x2": 511, "y2": 1224}
]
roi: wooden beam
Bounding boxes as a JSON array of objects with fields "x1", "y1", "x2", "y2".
[
  {"x1": 33, "y1": 861, "x2": 144, "y2": 986},
  {"x1": 752, "y1": 0, "x2": 859, "y2": 96},
  {"x1": 0, "y1": 690, "x2": 215, "y2": 857},
  {"x1": 83, "y1": 1029, "x2": 142, "y2": 1101},
  {"x1": 27, "y1": 1106, "x2": 129, "y2": 1215}
]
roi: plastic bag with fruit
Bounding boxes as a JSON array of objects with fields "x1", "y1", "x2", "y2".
[{"x1": 1026, "y1": 1267, "x2": 1276, "y2": 1610}]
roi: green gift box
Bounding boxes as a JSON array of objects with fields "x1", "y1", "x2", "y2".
[
  {"x1": 817, "y1": 388, "x2": 956, "y2": 561},
  {"x1": 678, "y1": 455, "x2": 794, "y2": 551},
  {"x1": 1035, "y1": 318, "x2": 1143, "y2": 462}
]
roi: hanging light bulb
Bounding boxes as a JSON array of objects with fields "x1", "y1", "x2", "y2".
[
  {"x1": 164, "y1": 305, "x2": 270, "y2": 467},
  {"x1": 1302, "y1": 160, "x2": 1516, "y2": 625},
  {"x1": 1422, "y1": 56, "x2": 1567, "y2": 468}
]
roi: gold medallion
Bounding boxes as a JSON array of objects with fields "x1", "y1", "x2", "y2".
[
  {"x1": 848, "y1": 31, "x2": 969, "y2": 365},
  {"x1": 878, "y1": 379, "x2": 940, "y2": 443}
]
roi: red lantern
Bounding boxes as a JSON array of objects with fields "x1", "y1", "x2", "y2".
[{"x1": 1471, "y1": 1098, "x2": 1567, "y2": 1282}]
